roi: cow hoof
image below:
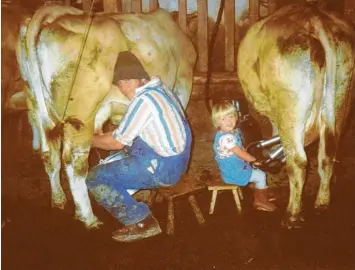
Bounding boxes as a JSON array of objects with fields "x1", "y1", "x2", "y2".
[
  {"x1": 281, "y1": 215, "x2": 305, "y2": 229},
  {"x1": 86, "y1": 220, "x2": 104, "y2": 230},
  {"x1": 51, "y1": 199, "x2": 67, "y2": 210},
  {"x1": 74, "y1": 213, "x2": 103, "y2": 229},
  {"x1": 82, "y1": 217, "x2": 103, "y2": 230}
]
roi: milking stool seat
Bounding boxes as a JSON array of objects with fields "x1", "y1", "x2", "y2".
[
  {"x1": 154, "y1": 174, "x2": 206, "y2": 235},
  {"x1": 207, "y1": 176, "x2": 243, "y2": 214}
]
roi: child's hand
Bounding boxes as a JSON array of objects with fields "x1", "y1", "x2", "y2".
[{"x1": 250, "y1": 160, "x2": 263, "y2": 169}]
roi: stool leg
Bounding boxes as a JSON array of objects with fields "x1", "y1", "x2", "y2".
[
  {"x1": 237, "y1": 187, "x2": 243, "y2": 200},
  {"x1": 147, "y1": 190, "x2": 157, "y2": 207},
  {"x1": 209, "y1": 190, "x2": 218, "y2": 214},
  {"x1": 167, "y1": 198, "x2": 174, "y2": 235},
  {"x1": 188, "y1": 195, "x2": 205, "y2": 224},
  {"x1": 232, "y1": 189, "x2": 242, "y2": 213}
]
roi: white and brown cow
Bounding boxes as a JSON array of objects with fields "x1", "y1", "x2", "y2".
[
  {"x1": 16, "y1": 4, "x2": 196, "y2": 228},
  {"x1": 237, "y1": 3, "x2": 355, "y2": 228}
]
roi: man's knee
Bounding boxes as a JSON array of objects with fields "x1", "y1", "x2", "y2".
[{"x1": 86, "y1": 167, "x2": 103, "y2": 189}]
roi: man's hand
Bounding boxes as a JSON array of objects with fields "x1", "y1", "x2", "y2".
[{"x1": 91, "y1": 132, "x2": 125, "y2": 151}]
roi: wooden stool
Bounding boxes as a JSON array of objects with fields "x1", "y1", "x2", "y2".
[
  {"x1": 207, "y1": 177, "x2": 243, "y2": 214},
  {"x1": 156, "y1": 175, "x2": 206, "y2": 235}
]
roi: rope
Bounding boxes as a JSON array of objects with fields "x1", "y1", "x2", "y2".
[{"x1": 61, "y1": 0, "x2": 96, "y2": 122}]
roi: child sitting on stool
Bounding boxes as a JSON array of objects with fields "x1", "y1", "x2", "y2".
[{"x1": 212, "y1": 101, "x2": 276, "y2": 212}]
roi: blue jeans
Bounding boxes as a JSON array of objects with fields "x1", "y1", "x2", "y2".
[{"x1": 86, "y1": 122, "x2": 192, "y2": 225}]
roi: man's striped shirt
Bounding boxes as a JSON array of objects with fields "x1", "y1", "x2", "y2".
[{"x1": 112, "y1": 77, "x2": 187, "y2": 157}]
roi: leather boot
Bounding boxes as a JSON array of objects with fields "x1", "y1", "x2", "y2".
[
  {"x1": 112, "y1": 214, "x2": 162, "y2": 243},
  {"x1": 249, "y1": 183, "x2": 276, "y2": 201},
  {"x1": 253, "y1": 188, "x2": 277, "y2": 212},
  {"x1": 266, "y1": 187, "x2": 277, "y2": 202}
]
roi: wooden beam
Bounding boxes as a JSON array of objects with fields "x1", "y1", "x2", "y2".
[
  {"x1": 178, "y1": 0, "x2": 187, "y2": 33},
  {"x1": 197, "y1": 0, "x2": 208, "y2": 72},
  {"x1": 249, "y1": 0, "x2": 259, "y2": 24},
  {"x1": 193, "y1": 72, "x2": 239, "y2": 84},
  {"x1": 224, "y1": 0, "x2": 235, "y2": 71},
  {"x1": 190, "y1": 83, "x2": 244, "y2": 100},
  {"x1": 149, "y1": 0, "x2": 159, "y2": 11}
]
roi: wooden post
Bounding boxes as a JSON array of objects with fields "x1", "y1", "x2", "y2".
[
  {"x1": 178, "y1": 0, "x2": 187, "y2": 33},
  {"x1": 117, "y1": 0, "x2": 122, "y2": 12},
  {"x1": 344, "y1": 0, "x2": 355, "y2": 24},
  {"x1": 197, "y1": 0, "x2": 208, "y2": 72},
  {"x1": 249, "y1": 0, "x2": 259, "y2": 25},
  {"x1": 132, "y1": 0, "x2": 142, "y2": 13},
  {"x1": 149, "y1": 0, "x2": 159, "y2": 11},
  {"x1": 268, "y1": 0, "x2": 277, "y2": 15},
  {"x1": 82, "y1": 0, "x2": 92, "y2": 12},
  {"x1": 121, "y1": 0, "x2": 131, "y2": 12},
  {"x1": 224, "y1": 0, "x2": 235, "y2": 71},
  {"x1": 103, "y1": 0, "x2": 119, "y2": 12}
]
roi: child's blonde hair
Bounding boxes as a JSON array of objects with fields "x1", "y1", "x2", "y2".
[{"x1": 211, "y1": 101, "x2": 238, "y2": 128}]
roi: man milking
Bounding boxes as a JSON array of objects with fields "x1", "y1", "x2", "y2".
[{"x1": 86, "y1": 51, "x2": 192, "y2": 242}]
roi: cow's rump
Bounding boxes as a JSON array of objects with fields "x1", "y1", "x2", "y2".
[{"x1": 237, "y1": 3, "x2": 355, "y2": 228}]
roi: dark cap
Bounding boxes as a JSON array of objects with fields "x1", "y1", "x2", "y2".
[{"x1": 112, "y1": 51, "x2": 150, "y2": 84}]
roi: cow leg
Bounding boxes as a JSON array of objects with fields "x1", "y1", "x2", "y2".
[
  {"x1": 62, "y1": 131, "x2": 101, "y2": 229},
  {"x1": 315, "y1": 118, "x2": 337, "y2": 211},
  {"x1": 281, "y1": 133, "x2": 308, "y2": 229},
  {"x1": 274, "y1": 90, "x2": 310, "y2": 228},
  {"x1": 27, "y1": 109, "x2": 67, "y2": 207},
  {"x1": 43, "y1": 138, "x2": 67, "y2": 208}
]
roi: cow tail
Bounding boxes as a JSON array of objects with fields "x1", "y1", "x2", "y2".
[
  {"x1": 21, "y1": 5, "x2": 84, "y2": 140},
  {"x1": 313, "y1": 18, "x2": 338, "y2": 154}
]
